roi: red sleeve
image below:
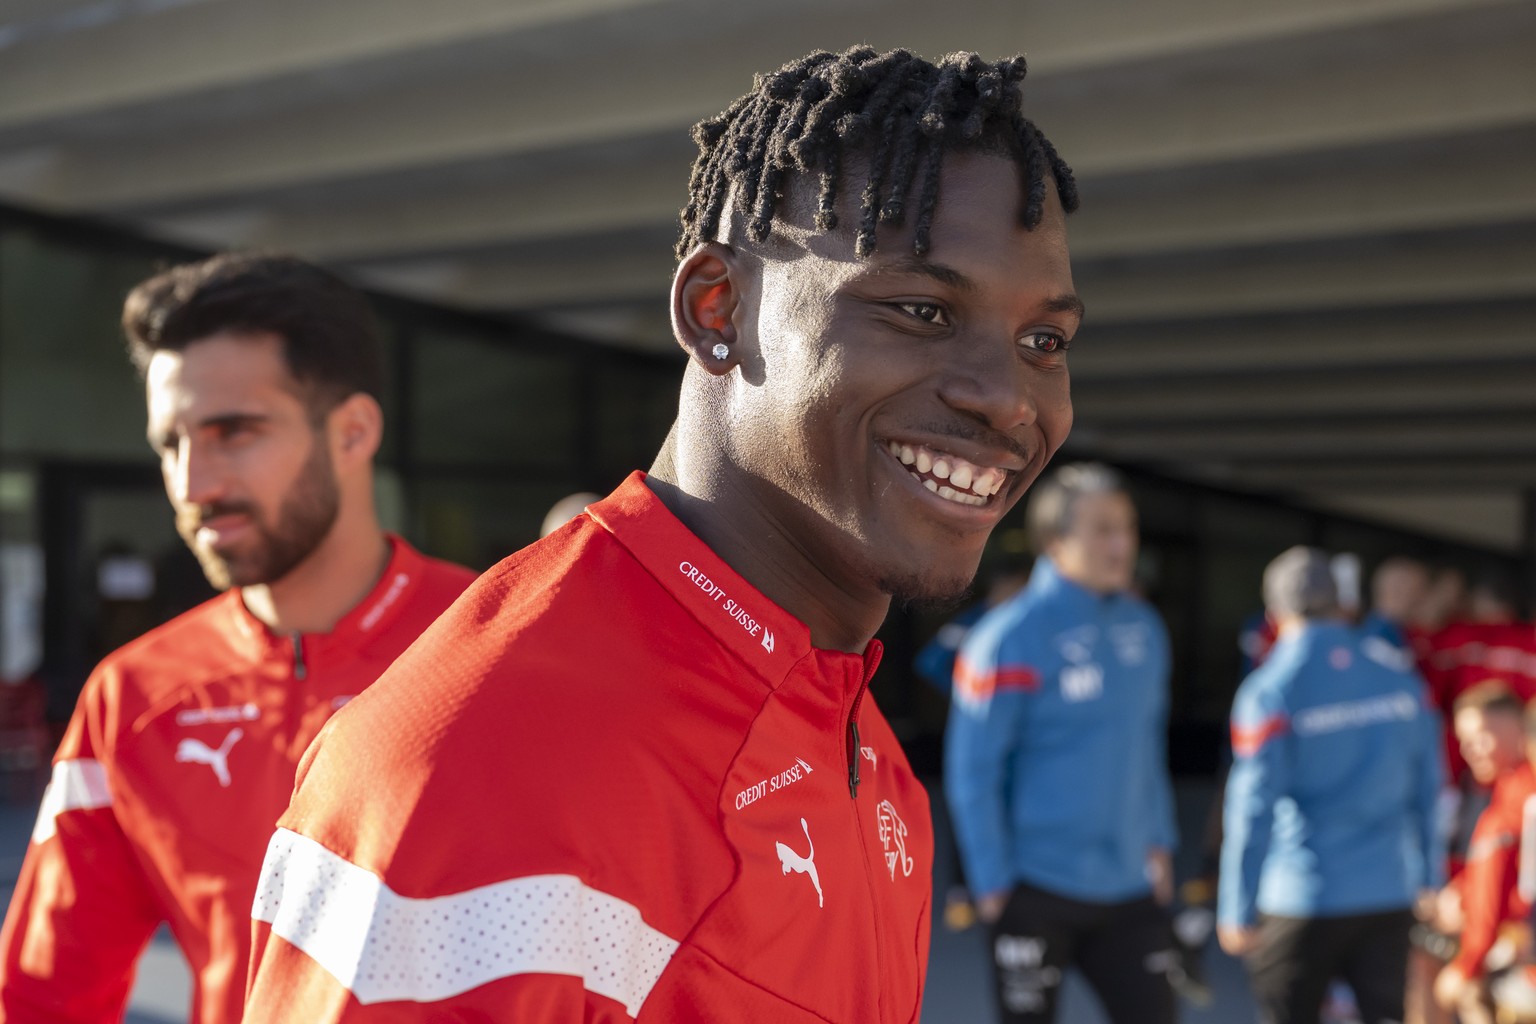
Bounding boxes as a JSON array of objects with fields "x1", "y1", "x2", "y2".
[
  {"x1": 244, "y1": 720, "x2": 681, "y2": 1024},
  {"x1": 0, "y1": 677, "x2": 162, "y2": 1022},
  {"x1": 1452, "y1": 798, "x2": 1520, "y2": 979}
]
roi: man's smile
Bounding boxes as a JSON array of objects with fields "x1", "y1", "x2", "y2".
[{"x1": 880, "y1": 439, "x2": 1016, "y2": 508}]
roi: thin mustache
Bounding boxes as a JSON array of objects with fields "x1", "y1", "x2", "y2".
[
  {"x1": 178, "y1": 502, "x2": 256, "y2": 530},
  {"x1": 900, "y1": 420, "x2": 1032, "y2": 463}
]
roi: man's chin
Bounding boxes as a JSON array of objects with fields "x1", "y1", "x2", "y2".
[
  {"x1": 192, "y1": 545, "x2": 260, "y2": 591},
  {"x1": 879, "y1": 565, "x2": 979, "y2": 611}
]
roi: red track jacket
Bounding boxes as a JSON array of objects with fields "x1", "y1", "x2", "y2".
[
  {"x1": 1427, "y1": 623, "x2": 1536, "y2": 780},
  {"x1": 245, "y1": 473, "x2": 933, "y2": 1022},
  {"x1": 0, "y1": 537, "x2": 475, "y2": 1023},
  {"x1": 1452, "y1": 762, "x2": 1536, "y2": 980}
]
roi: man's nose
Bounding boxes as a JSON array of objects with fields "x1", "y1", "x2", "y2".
[
  {"x1": 937, "y1": 332, "x2": 1045, "y2": 433},
  {"x1": 169, "y1": 438, "x2": 222, "y2": 507}
]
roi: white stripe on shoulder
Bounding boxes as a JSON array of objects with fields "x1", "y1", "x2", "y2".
[
  {"x1": 32, "y1": 758, "x2": 112, "y2": 844},
  {"x1": 253, "y1": 828, "x2": 680, "y2": 1015}
]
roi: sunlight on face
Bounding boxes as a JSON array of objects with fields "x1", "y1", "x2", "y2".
[{"x1": 145, "y1": 332, "x2": 340, "y2": 590}]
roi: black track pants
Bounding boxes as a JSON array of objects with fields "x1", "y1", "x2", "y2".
[
  {"x1": 987, "y1": 882, "x2": 1178, "y2": 1024},
  {"x1": 1243, "y1": 909, "x2": 1412, "y2": 1024}
]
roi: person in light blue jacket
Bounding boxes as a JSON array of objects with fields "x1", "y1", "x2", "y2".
[
  {"x1": 946, "y1": 463, "x2": 1177, "y2": 1024},
  {"x1": 1219, "y1": 545, "x2": 1444, "y2": 1024}
]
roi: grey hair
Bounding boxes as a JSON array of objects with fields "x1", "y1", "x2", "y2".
[
  {"x1": 1025, "y1": 462, "x2": 1127, "y2": 553},
  {"x1": 1263, "y1": 545, "x2": 1340, "y2": 619}
]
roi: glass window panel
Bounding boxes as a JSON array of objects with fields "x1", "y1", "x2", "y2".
[
  {"x1": 412, "y1": 329, "x2": 578, "y2": 470},
  {"x1": 409, "y1": 475, "x2": 581, "y2": 571},
  {"x1": 0, "y1": 228, "x2": 163, "y2": 460},
  {"x1": 588, "y1": 359, "x2": 680, "y2": 485}
]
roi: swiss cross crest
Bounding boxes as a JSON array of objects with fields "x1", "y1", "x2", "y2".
[{"x1": 876, "y1": 799, "x2": 914, "y2": 880}]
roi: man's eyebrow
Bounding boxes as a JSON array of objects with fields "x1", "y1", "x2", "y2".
[
  {"x1": 200, "y1": 412, "x2": 269, "y2": 432},
  {"x1": 864, "y1": 259, "x2": 1086, "y2": 320},
  {"x1": 1043, "y1": 294, "x2": 1086, "y2": 321},
  {"x1": 147, "y1": 412, "x2": 269, "y2": 448},
  {"x1": 865, "y1": 255, "x2": 976, "y2": 292}
]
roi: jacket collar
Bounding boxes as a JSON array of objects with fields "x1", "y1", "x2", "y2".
[
  {"x1": 224, "y1": 534, "x2": 428, "y2": 660},
  {"x1": 1027, "y1": 556, "x2": 1122, "y2": 612},
  {"x1": 586, "y1": 472, "x2": 880, "y2": 688}
]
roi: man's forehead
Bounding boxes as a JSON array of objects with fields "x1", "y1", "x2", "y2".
[{"x1": 145, "y1": 332, "x2": 302, "y2": 413}]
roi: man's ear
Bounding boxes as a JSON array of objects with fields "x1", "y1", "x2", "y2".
[
  {"x1": 671, "y1": 242, "x2": 743, "y2": 376},
  {"x1": 326, "y1": 392, "x2": 383, "y2": 471}
]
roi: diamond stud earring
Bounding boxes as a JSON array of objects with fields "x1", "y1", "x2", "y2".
[{"x1": 712, "y1": 343, "x2": 730, "y2": 361}]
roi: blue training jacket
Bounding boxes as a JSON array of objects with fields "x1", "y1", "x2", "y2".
[
  {"x1": 944, "y1": 558, "x2": 1176, "y2": 902},
  {"x1": 1358, "y1": 609, "x2": 1413, "y2": 657},
  {"x1": 1219, "y1": 620, "x2": 1445, "y2": 926},
  {"x1": 914, "y1": 602, "x2": 988, "y2": 695}
]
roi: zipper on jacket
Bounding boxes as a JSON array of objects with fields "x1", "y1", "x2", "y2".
[
  {"x1": 847, "y1": 684, "x2": 865, "y2": 800},
  {"x1": 292, "y1": 634, "x2": 307, "y2": 681}
]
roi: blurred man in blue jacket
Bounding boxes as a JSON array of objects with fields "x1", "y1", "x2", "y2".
[
  {"x1": 946, "y1": 463, "x2": 1177, "y2": 1024},
  {"x1": 1219, "y1": 545, "x2": 1445, "y2": 1024}
]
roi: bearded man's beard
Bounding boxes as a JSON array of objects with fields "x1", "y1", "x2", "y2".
[{"x1": 177, "y1": 439, "x2": 340, "y2": 591}]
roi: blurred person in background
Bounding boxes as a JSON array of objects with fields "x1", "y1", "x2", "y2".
[
  {"x1": 1239, "y1": 609, "x2": 1283, "y2": 679},
  {"x1": 1425, "y1": 566, "x2": 1471, "y2": 631},
  {"x1": 539, "y1": 491, "x2": 601, "y2": 538},
  {"x1": 1361, "y1": 556, "x2": 1432, "y2": 656},
  {"x1": 1469, "y1": 572, "x2": 1524, "y2": 629},
  {"x1": 1428, "y1": 569, "x2": 1527, "y2": 716},
  {"x1": 1413, "y1": 564, "x2": 1469, "y2": 705},
  {"x1": 1427, "y1": 684, "x2": 1536, "y2": 1024},
  {"x1": 914, "y1": 555, "x2": 1034, "y2": 697},
  {"x1": 1219, "y1": 546, "x2": 1444, "y2": 1024},
  {"x1": 0, "y1": 254, "x2": 477, "y2": 1024},
  {"x1": 946, "y1": 462, "x2": 1179, "y2": 1024},
  {"x1": 1428, "y1": 569, "x2": 1534, "y2": 893},
  {"x1": 1331, "y1": 553, "x2": 1365, "y2": 624},
  {"x1": 914, "y1": 552, "x2": 1033, "y2": 932}
]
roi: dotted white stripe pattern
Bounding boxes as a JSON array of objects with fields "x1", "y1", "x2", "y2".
[
  {"x1": 32, "y1": 758, "x2": 112, "y2": 844},
  {"x1": 252, "y1": 828, "x2": 680, "y2": 1014}
]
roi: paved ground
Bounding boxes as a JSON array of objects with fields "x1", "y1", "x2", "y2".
[{"x1": 0, "y1": 782, "x2": 1261, "y2": 1023}]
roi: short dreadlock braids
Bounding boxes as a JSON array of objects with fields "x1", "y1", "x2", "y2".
[{"x1": 677, "y1": 47, "x2": 1079, "y2": 260}]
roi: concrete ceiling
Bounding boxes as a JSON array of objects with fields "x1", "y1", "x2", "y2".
[{"x1": 2, "y1": 0, "x2": 1534, "y2": 552}]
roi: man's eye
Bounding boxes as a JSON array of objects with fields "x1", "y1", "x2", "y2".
[
  {"x1": 897, "y1": 302, "x2": 947, "y2": 325},
  {"x1": 1023, "y1": 332, "x2": 1070, "y2": 354}
]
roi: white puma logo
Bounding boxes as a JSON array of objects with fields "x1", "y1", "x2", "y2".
[
  {"x1": 176, "y1": 728, "x2": 243, "y2": 787},
  {"x1": 775, "y1": 817, "x2": 823, "y2": 908}
]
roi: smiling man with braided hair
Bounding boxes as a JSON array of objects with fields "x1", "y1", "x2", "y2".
[{"x1": 246, "y1": 46, "x2": 1082, "y2": 1023}]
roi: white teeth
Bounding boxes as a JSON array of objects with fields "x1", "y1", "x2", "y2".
[
  {"x1": 906, "y1": 470, "x2": 990, "y2": 507},
  {"x1": 974, "y1": 468, "x2": 1005, "y2": 496},
  {"x1": 887, "y1": 440, "x2": 1010, "y2": 504},
  {"x1": 925, "y1": 479, "x2": 987, "y2": 507}
]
